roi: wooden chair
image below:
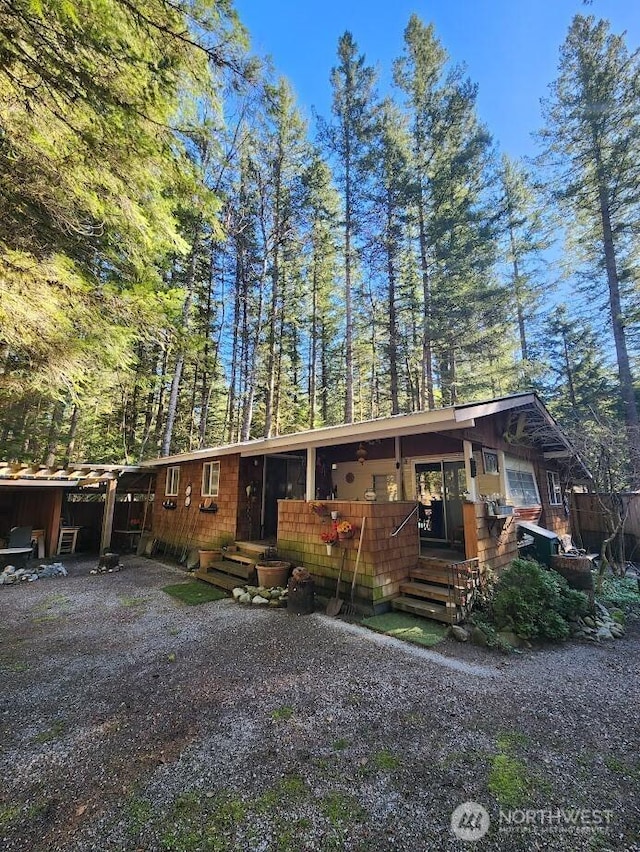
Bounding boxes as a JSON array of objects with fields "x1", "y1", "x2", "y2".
[{"x1": 57, "y1": 527, "x2": 80, "y2": 555}]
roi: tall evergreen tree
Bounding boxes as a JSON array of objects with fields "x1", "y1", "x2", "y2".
[
  {"x1": 497, "y1": 154, "x2": 551, "y2": 384},
  {"x1": 539, "y1": 14, "x2": 640, "y2": 486},
  {"x1": 320, "y1": 32, "x2": 377, "y2": 423}
]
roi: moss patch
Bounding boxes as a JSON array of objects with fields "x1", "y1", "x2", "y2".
[
  {"x1": 361, "y1": 612, "x2": 447, "y2": 647},
  {"x1": 162, "y1": 582, "x2": 228, "y2": 606}
]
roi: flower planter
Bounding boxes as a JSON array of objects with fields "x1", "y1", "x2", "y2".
[
  {"x1": 337, "y1": 530, "x2": 353, "y2": 541},
  {"x1": 199, "y1": 549, "x2": 221, "y2": 570},
  {"x1": 256, "y1": 560, "x2": 290, "y2": 588},
  {"x1": 325, "y1": 544, "x2": 334, "y2": 556},
  {"x1": 330, "y1": 511, "x2": 339, "y2": 521}
]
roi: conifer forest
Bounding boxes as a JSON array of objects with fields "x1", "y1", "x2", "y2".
[{"x1": 1, "y1": 3, "x2": 639, "y2": 489}]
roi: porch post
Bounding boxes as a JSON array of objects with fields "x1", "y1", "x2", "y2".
[
  {"x1": 498, "y1": 451, "x2": 508, "y2": 501},
  {"x1": 306, "y1": 446, "x2": 316, "y2": 501},
  {"x1": 463, "y1": 440, "x2": 478, "y2": 502},
  {"x1": 100, "y1": 475, "x2": 118, "y2": 553},
  {"x1": 394, "y1": 436, "x2": 404, "y2": 500}
]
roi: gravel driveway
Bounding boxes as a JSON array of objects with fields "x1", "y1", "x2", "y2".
[{"x1": 1, "y1": 555, "x2": 639, "y2": 851}]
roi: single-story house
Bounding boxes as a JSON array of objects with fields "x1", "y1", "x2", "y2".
[{"x1": 141, "y1": 392, "x2": 591, "y2": 620}]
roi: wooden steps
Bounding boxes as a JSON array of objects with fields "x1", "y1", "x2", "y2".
[
  {"x1": 195, "y1": 548, "x2": 257, "y2": 590},
  {"x1": 194, "y1": 569, "x2": 243, "y2": 591},
  {"x1": 391, "y1": 556, "x2": 482, "y2": 625},
  {"x1": 399, "y1": 581, "x2": 467, "y2": 604},
  {"x1": 392, "y1": 596, "x2": 451, "y2": 622}
]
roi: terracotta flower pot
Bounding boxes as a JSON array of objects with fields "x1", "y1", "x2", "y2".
[
  {"x1": 199, "y1": 550, "x2": 221, "y2": 570},
  {"x1": 256, "y1": 560, "x2": 290, "y2": 588}
]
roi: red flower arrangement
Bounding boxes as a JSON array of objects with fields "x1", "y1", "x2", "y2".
[{"x1": 321, "y1": 530, "x2": 338, "y2": 545}]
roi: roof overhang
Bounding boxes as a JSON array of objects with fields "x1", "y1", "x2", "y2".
[
  {"x1": 140, "y1": 392, "x2": 591, "y2": 481},
  {"x1": 141, "y1": 408, "x2": 478, "y2": 466}
]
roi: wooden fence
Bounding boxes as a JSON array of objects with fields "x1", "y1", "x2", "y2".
[{"x1": 571, "y1": 492, "x2": 640, "y2": 563}]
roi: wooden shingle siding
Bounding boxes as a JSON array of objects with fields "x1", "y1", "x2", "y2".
[{"x1": 151, "y1": 454, "x2": 241, "y2": 550}]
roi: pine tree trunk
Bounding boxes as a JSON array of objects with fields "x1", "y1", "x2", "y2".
[
  {"x1": 161, "y1": 226, "x2": 201, "y2": 456},
  {"x1": 387, "y1": 199, "x2": 400, "y2": 415},
  {"x1": 596, "y1": 172, "x2": 640, "y2": 486},
  {"x1": 43, "y1": 399, "x2": 65, "y2": 467},
  {"x1": 417, "y1": 196, "x2": 435, "y2": 410},
  {"x1": 64, "y1": 404, "x2": 79, "y2": 466},
  {"x1": 344, "y1": 154, "x2": 354, "y2": 424},
  {"x1": 309, "y1": 255, "x2": 318, "y2": 428},
  {"x1": 508, "y1": 224, "x2": 528, "y2": 364},
  {"x1": 264, "y1": 153, "x2": 282, "y2": 438}
]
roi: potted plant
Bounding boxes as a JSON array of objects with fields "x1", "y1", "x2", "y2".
[
  {"x1": 337, "y1": 520, "x2": 354, "y2": 540},
  {"x1": 321, "y1": 530, "x2": 338, "y2": 555}
]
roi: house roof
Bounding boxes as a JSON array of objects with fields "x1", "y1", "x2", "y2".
[{"x1": 142, "y1": 392, "x2": 591, "y2": 479}]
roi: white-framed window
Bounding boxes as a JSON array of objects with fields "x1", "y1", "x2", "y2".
[
  {"x1": 165, "y1": 466, "x2": 180, "y2": 497},
  {"x1": 202, "y1": 461, "x2": 220, "y2": 497},
  {"x1": 482, "y1": 448, "x2": 499, "y2": 475},
  {"x1": 505, "y1": 467, "x2": 540, "y2": 507},
  {"x1": 547, "y1": 471, "x2": 563, "y2": 506}
]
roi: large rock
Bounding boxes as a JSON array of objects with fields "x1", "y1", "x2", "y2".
[
  {"x1": 498, "y1": 630, "x2": 522, "y2": 648},
  {"x1": 451, "y1": 625, "x2": 470, "y2": 643},
  {"x1": 470, "y1": 626, "x2": 489, "y2": 647},
  {"x1": 596, "y1": 626, "x2": 613, "y2": 640}
]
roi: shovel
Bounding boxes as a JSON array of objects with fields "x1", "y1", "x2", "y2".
[{"x1": 326, "y1": 548, "x2": 347, "y2": 616}]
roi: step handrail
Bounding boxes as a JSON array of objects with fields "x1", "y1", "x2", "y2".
[{"x1": 390, "y1": 503, "x2": 418, "y2": 537}]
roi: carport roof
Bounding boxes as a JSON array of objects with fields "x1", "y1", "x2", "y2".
[{"x1": 0, "y1": 462, "x2": 144, "y2": 487}]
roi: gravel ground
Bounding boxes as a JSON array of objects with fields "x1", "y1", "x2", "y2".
[{"x1": 0, "y1": 555, "x2": 639, "y2": 852}]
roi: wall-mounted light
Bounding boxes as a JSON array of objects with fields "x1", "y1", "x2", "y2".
[{"x1": 356, "y1": 443, "x2": 368, "y2": 465}]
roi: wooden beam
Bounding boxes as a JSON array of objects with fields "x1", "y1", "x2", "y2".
[
  {"x1": 100, "y1": 477, "x2": 118, "y2": 553},
  {"x1": 47, "y1": 489, "x2": 63, "y2": 558}
]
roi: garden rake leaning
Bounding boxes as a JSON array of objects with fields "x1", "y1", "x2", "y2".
[{"x1": 341, "y1": 516, "x2": 366, "y2": 617}]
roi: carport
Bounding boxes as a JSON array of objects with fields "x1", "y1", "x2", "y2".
[{"x1": 0, "y1": 463, "x2": 154, "y2": 556}]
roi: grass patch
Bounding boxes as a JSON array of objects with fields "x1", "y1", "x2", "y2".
[
  {"x1": 488, "y1": 753, "x2": 530, "y2": 807},
  {"x1": 320, "y1": 792, "x2": 366, "y2": 827},
  {"x1": 31, "y1": 719, "x2": 66, "y2": 744},
  {"x1": 0, "y1": 657, "x2": 29, "y2": 673},
  {"x1": 0, "y1": 804, "x2": 21, "y2": 828},
  {"x1": 496, "y1": 731, "x2": 529, "y2": 752},
  {"x1": 162, "y1": 582, "x2": 227, "y2": 606},
  {"x1": 31, "y1": 614, "x2": 63, "y2": 624},
  {"x1": 120, "y1": 595, "x2": 147, "y2": 608},
  {"x1": 271, "y1": 705, "x2": 294, "y2": 721},
  {"x1": 158, "y1": 791, "x2": 247, "y2": 851},
  {"x1": 361, "y1": 612, "x2": 447, "y2": 647},
  {"x1": 372, "y1": 749, "x2": 401, "y2": 772}
]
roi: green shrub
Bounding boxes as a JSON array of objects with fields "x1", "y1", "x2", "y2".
[{"x1": 489, "y1": 558, "x2": 588, "y2": 641}]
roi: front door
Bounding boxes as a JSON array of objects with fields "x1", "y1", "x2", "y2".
[
  {"x1": 416, "y1": 460, "x2": 466, "y2": 548},
  {"x1": 263, "y1": 454, "x2": 306, "y2": 539}
]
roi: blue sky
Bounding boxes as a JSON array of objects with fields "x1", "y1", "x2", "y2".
[{"x1": 234, "y1": 0, "x2": 640, "y2": 160}]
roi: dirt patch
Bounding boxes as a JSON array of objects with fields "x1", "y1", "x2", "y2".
[{"x1": 1, "y1": 555, "x2": 639, "y2": 851}]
